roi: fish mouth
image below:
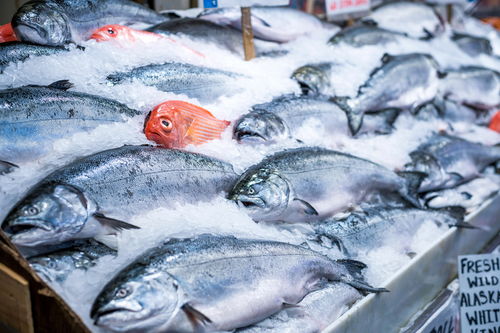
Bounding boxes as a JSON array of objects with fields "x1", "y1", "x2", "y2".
[
  {"x1": 4, "y1": 218, "x2": 53, "y2": 235},
  {"x1": 296, "y1": 80, "x2": 317, "y2": 96},
  {"x1": 14, "y1": 23, "x2": 47, "y2": 44},
  {"x1": 236, "y1": 196, "x2": 266, "y2": 209},
  {"x1": 93, "y1": 307, "x2": 141, "y2": 327},
  {"x1": 235, "y1": 130, "x2": 267, "y2": 142}
]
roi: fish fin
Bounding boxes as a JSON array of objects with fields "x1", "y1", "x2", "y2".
[
  {"x1": 360, "y1": 18, "x2": 378, "y2": 26},
  {"x1": 0, "y1": 160, "x2": 19, "y2": 175},
  {"x1": 461, "y1": 191, "x2": 473, "y2": 200},
  {"x1": 93, "y1": 213, "x2": 140, "y2": 232},
  {"x1": 433, "y1": 206, "x2": 476, "y2": 229},
  {"x1": 48, "y1": 80, "x2": 74, "y2": 91},
  {"x1": 448, "y1": 172, "x2": 465, "y2": 183},
  {"x1": 94, "y1": 235, "x2": 119, "y2": 250},
  {"x1": 381, "y1": 53, "x2": 394, "y2": 64},
  {"x1": 182, "y1": 303, "x2": 213, "y2": 326},
  {"x1": 282, "y1": 302, "x2": 300, "y2": 309},
  {"x1": 336, "y1": 259, "x2": 388, "y2": 294},
  {"x1": 374, "y1": 108, "x2": 400, "y2": 134},
  {"x1": 293, "y1": 198, "x2": 319, "y2": 216},
  {"x1": 331, "y1": 96, "x2": 363, "y2": 135},
  {"x1": 406, "y1": 251, "x2": 417, "y2": 259},
  {"x1": 437, "y1": 71, "x2": 448, "y2": 79},
  {"x1": 396, "y1": 171, "x2": 427, "y2": 207},
  {"x1": 421, "y1": 28, "x2": 435, "y2": 40}
]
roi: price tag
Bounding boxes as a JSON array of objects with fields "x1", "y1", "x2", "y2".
[
  {"x1": 200, "y1": 0, "x2": 289, "y2": 8},
  {"x1": 458, "y1": 253, "x2": 500, "y2": 333},
  {"x1": 325, "y1": 0, "x2": 371, "y2": 20}
]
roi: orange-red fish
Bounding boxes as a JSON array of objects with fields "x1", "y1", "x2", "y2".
[
  {"x1": 0, "y1": 23, "x2": 17, "y2": 43},
  {"x1": 489, "y1": 111, "x2": 500, "y2": 133},
  {"x1": 144, "y1": 101, "x2": 230, "y2": 148},
  {"x1": 90, "y1": 24, "x2": 205, "y2": 57}
]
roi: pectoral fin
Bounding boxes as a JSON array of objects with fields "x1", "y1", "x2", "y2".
[
  {"x1": 0, "y1": 160, "x2": 18, "y2": 175},
  {"x1": 182, "y1": 303, "x2": 212, "y2": 326},
  {"x1": 293, "y1": 198, "x2": 319, "y2": 216},
  {"x1": 93, "y1": 213, "x2": 140, "y2": 232}
]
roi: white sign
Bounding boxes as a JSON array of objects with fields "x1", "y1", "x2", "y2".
[
  {"x1": 325, "y1": 0, "x2": 371, "y2": 19},
  {"x1": 458, "y1": 253, "x2": 500, "y2": 333},
  {"x1": 417, "y1": 291, "x2": 460, "y2": 333},
  {"x1": 200, "y1": 0, "x2": 289, "y2": 8}
]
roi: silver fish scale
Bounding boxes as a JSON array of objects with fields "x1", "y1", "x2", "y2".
[{"x1": 42, "y1": 146, "x2": 237, "y2": 216}]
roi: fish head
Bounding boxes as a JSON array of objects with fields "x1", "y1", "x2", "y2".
[
  {"x1": 90, "y1": 25, "x2": 136, "y2": 44},
  {"x1": 291, "y1": 65, "x2": 329, "y2": 96},
  {"x1": 91, "y1": 270, "x2": 180, "y2": 331},
  {"x1": 229, "y1": 168, "x2": 291, "y2": 221},
  {"x1": 12, "y1": 1, "x2": 71, "y2": 45},
  {"x1": 2, "y1": 184, "x2": 89, "y2": 247},
  {"x1": 233, "y1": 109, "x2": 288, "y2": 144},
  {"x1": 29, "y1": 255, "x2": 74, "y2": 283}
]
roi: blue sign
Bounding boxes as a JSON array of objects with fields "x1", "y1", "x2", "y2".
[{"x1": 204, "y1": 0, "x2": 218, "y2": 7}]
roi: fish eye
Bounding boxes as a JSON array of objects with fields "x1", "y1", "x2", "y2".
[
  {"x1": 247, "y1": 188, "x2": 255, "y2": 195},
  {"x1": 161, "y1": 119, "x2": 173, "y2": 131},
  {"x1": 115, "y1": 287, "x2": 130, "y2": 299},
  {"x1": 107, "y1": 28, "x2": 115, "y2": 35},
  {"x1": 23, "y1": 206, "x2": 39, "y2": 216},
  {"x1": 48, "y1": 261, "x2": 57, "y2": 269}
]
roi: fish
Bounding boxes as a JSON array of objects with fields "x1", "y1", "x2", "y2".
[
  {"x1": 1, "y1": 146, "x2": 237, "y2": 247},
  {"x1": 233, "y1": 95, "x2": 399, "y2": 144},
  {"x1": 229, "y1": 147, "x2": 424, "y2": 223},
  {"x1": 0, "y1": 80, "x2": 140, "y2": 173},
  {"x1": 291, "y1": 63, "x2": 335, "y2": 96},
  {"x1": 328, "y1": 24, "x2": 407, "y2": 47},
  {"x1": 89, "y1": 25, "x2": 205, "y2": 57},
  {"x1": 362, "y1": 1, "x2": 444, "y2": 39},
  {"x1": 405, "y1": 134, "x2": 500, "y2": 192},
  {"x1": 12, "y1": 0, "x2": 167, "y2": 46},
  {"x1": 312, "y1": 206, "x2": 467, "y2": 256},
  {"x1": 90, "y1": 235, "x2": 384, "y2": 332},
  {"x1": 490, "y1": 111, "x2": 500, "y2": 132},
  {"x1": 451, "y1": 32, "x2": 493, "y2": 57},
  {"x1": 144, "y1": 100, "x2": 230, "y2": 149},
  {"x1": 415, "y1": 97, "x2": 493, "y2": 126},
  {"x1": 439, "y1": 66, "x2": 500, "y2": 110},
  {"x1": 107, "y1": 62, "x2": 244, "y2": 103},
  {"x1": 197, "y1": 6, "x2": 326, "y2": 43},
  {"x1": 0, "y1": 23, "x2": 17, "y2": 43},
  {"x1": 0, "y1": 42, "x2": 73, "y2": 73},
  {"x1": 28, "y1": 239, "x2": 117, "y2": 283},
  {"x1": 236, "y1": 283, "x2": 361, "y2": 333},
  {"x1": 333, "y1": 53, "x2": 440, "y2": 135},
  {"x1": 146, "y1": 18, "x2": 280, "y2": 56}
]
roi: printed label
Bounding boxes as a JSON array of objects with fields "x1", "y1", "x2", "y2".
[
  {"x1": 325, "y1": 0, "x2": 370, "y2": 18},
  {"x1": 458, "y1": 254, "x2": 500, "y2": 333},
  {"x1": 199, "y1": 0, "x2": 289, "y2": 8}
]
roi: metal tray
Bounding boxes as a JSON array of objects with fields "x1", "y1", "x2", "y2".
[{"x1": 323, "y1": 194, "x2": 500, "y2": 333}]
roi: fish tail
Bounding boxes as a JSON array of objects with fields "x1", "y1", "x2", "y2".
[
  {"x1": 396, "y1": 171, "x2": 427, "y2": 208},
  {"x1": 432, "y1": 206, "x2": 477, "y2": 229},
  {"x1": 336, "y1": 259, "x2": 389, "y2": 294},
  {"x1": 331, "y1": 96, "x2": 363, "y2": 135}
]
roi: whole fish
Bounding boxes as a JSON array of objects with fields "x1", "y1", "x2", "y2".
[
  {"x1": 328, "y1": 24, "x2": 407, "y2": 47},
  {"x1": 362, "y1": 1, "x2": 444, "y2": 39},
  {"x1": 236, "y1": 283, "x2": 361, "y2": 333},
  {"x1": 415, "y1": 96, "x2": 494, "y2": 126},
  {"x1": 313, "y1": 206, "x2": 466, "y2": 256},
  {"x1": 28, "y1": 239, "x2": 116, "y2": 283},
  {"x1": 229, "y1": 147, "x2": 424, "y2": 223},
  {"x1": 0, "y1": 42, "x2": 72, "y2": 73},
  {"x1": 333, "y1": 53, "x2": 440, "y2": 135},
  {"x1": 12, "y1": 0, "x2": 166, "y2": 46},
  {"x1": 144, "y1": 100, "x2": 230, "y2": 148},
  {"x1": 405, "y1": 134, "x2": 500, "y2": 192},
  {"x1": 291, "y1": 62, "x2": 335, "y2": 96},
  {"x1": 107, "y1": 62, "x2": 244, "y2": 103},
  {"x1": 91, "y1": 235, "x2": 383, "y2": 332},
  {"x1": 0, "y1": 80, "x2": 140, "y2": 173},
  {"x1": 2, "y1": 146, "x2": 237, "y2": 247},
  {"x1": 451, "y1": 32, "x2": 493, "y2": 57},
  {"x1": 197, "y1": 6, "x2": 325, "y2": 43},
  {"x1": 233, "y1": 95, "x2": 399, "y2": 144},
  {"x1": 146, "y1": 18, "x2": 279, "y2": 56},
  {"x1": 439, "y1": 66, "x2": 500, "y2": 110}
]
